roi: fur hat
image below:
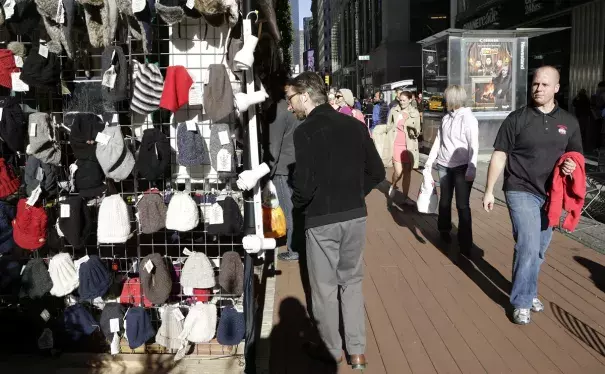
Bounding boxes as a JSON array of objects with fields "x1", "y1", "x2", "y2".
[
  {"x1": 201, "y1": 0, "x2": 238, "y2": 27},
  {"x1": 6, "y1": 0, "x2": 42, "y2": 41},
  {"x1": 95, "y1": 125, "x2": 135, "y2": 182},
  {"x1": 165, "y1": 192, "x2": 199, "y2": 232},
  {"x1": 48, "y1": 252, "x2": 79, "y2": 297},
  {"x1": 76, "y1": 0, "x2": 118, "y2": 48},
  {"x1": 218, "y1": 251, "x2": 243, "y2": 296},
  {"x1": 97, "y1": 194, "x2": 132, "y2": 244},
  {"x1": 180, "y1": 302, "x2": 217, "y2": 343},
  {"x1": 155, "y1": 0, "x2": 184, "y2": 25},
  {"x1": 140, "y1": 253, "x2": 172, "y2": 305},
  {"x1": 338, "y1": 88, "x2": 355, "y2": 107},
  {"x1": 26, "y1": 112, "x2": 61, "y2": 166},
  {"x1": 180, "y1": 248, "x2": 215, "y2": 289},
  {"x1": 156, "y1": 305, "x2": 185, "y2": 350},
  {"x1": 7, "y1": 42, "x2": 26, "y2": 58},
  {"x1": 115, "y1": 0, "x2": 153, "y2": 54},
  {"x1": 35, "y1": 0, "x2": 76, "y2": 58},
  {"x1": 137, "y1": 191, "x2": 167, "y2": 234}
]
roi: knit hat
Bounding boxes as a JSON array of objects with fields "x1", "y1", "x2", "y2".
[
  {"x1": 6, "y1": 0, "x2": 41, "y2": 41},
  {"x1": 26, "y1": 112, "x2": 61, "y2": 166},
  {"x1": 0, "y1": 158, "x2": 20, "y2": 198},
  {"x1": 209, "y1": 123, "x2": 235, "y2": 174},
  {"x1": 115, "y1": 0, "x2": 154, "y2": 54},
  {"x1": 24, "y1": 155, "x2": 58, "y2": 198},
  {"x1": 137, "y1": 191, "x2": 167, "y2": 234},
  {"x1": 207, "y1": 197, "x2": 243, "y2": 236},
  {"x1": 0, "y1": 255, "x2": 22, "y2": 296},
  {"x1": 78, "y1": 255, "x2": 112, "y2": 300},
  {"x1": 97, "y1": 194, "x2": 132, "y2": 244},
  {"x1": 140, "y1": 253, "x2": 172, "y2": 305},
  {"x1": 75, "y1": 159, "x2": 107, "y2": 198},
  {"x1": 216, "y1": 306, "x2": 244, "y2": 346},
  {"x1": 338, "y1": 88, "x2": 354, "y2": 107},
  {"x1": 100, "y1": 302, "x2": 125, "y2": 341},
  {"x1": 48, "y1": 252, "x2": 79, "y2": 297},
  {"x1": 19, "y1": 258, "x2": 52, "y2": 299},
  {"x1": 156, "y1": 305, "x2": 185, "y2": 350},
  {"x1": 20, "y1": 42, "x2": 62, "y2": 91},
  {"x1": 0, "y1": 201, "x2": 15, "y2": 254},
  {"x1": 119, "y1": 277, "x2": 152, "y2": 307},
  {"x1": 12, "y1": 198, "x2": 47, "y2": 251},
  {"x1": 218, "y1": 251, "x2": 243, "y2": 296},
  {"x1": 35, "y1": 0, "x2": 76, "y2": 58},
  {"x1": 0, "y1": 97, "x2": 26, "y2": 153},
  {"x1": 165, "y1": 192, "x2": 199, "y2": 232},
  {"x1": 70, "y1": 112, "x2": 105, "y2": 161},
  {"x1": 204, "y1": 64, "x2": 234, "y2": 122},
  {"x1": 180, "y1": 302, "x2": 217, "y2": 343},
  {"x1": 177, "y1": 122, "x2": 210, "y2": 167},
  {"x1": 95, "y1": 125, "x2": 135, "y2": 182},
  {"x1": 159, "y1": 66, "x2": 193, "y2": 113},
  {"x1": 58, "y1": 196, "x2": 93, "y2": 249},
  {"x1": 0, "y1": 49, "x2": 18, "y2": 89},
  {"x1": 136, "y1": 128, "x2": 171, "y2": 181},
  {"x1": 76, "y1": 0, "x2": 118, "y2": 48},
  {"x1": 131, "y1": 60, "x2": 164, "y2": 114},
  {"x1": 101, "y1": 46, "x2": 128, "y2": 102},
  {"x1": 64, "y1": 304, "x2": 98, "y2": 341},
  {"x1": 155, "y1": 0, "x2": 184, "y2": 25},
  {"x1": 180, "y1": 249, "x2": 215, "y2": 289},
  {"x1": 125, "y1": 307, "x2": 155, "y2": 349}
]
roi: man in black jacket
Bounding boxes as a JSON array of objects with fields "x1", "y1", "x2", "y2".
[{"x1": 286, "y1": 72, "x2": 385, "y2": 369}]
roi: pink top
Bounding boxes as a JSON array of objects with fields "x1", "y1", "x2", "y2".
[{"x1": 338, "y1": 106, "x2": 353, "y2": 116}]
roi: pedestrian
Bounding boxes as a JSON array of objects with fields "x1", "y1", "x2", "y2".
[
  {"x1": 372, "y1": 91, "x2": 393, "y2": 166},
  {"x1": 353, "y1": 97, "x2": 362, "y2": 111},
  {"x1": 424, "y1": 85, "x2": 478, "y2": 260},
  {"x1": 371, "y1": 91, "x2": 389, "y2": 132},
  {"x1": 410, "y1": 92, "x2": 418, "y2": 109},
  {"x1": 286, "y1": 72, "x2": 385, "y2": 369},
  {"x1": 328, "y1": 92, "x2": 339, "y2": 110},
  {"x1": 483, "y1": 66, "x2": 583, "y2": 325},
  {"x1": 389, "y1": 88, "x2": 403, "y2": 110},
  {"x1": 336, "y1": 89, "x2": 366, "y2": 124}
]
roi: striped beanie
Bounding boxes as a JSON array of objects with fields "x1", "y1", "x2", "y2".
[{"x1": 131, "y1": 60, "x2": 164, "y2": 115}]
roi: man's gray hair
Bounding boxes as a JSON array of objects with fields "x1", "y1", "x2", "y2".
[{"x1": 288, "y1": 72, "x2": 328, "y2": 105}]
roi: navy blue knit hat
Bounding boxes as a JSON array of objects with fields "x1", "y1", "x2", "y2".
[
  {"x1": 125, "y1": 307, "x2": 155, "y2": 349},
  {"x1": 78, "y1": 255, "x2": 112, "y2": 300},
  {"x1": 0, "y1": 201, "x2": 15, "y2": 254},
  {"x1": 216, "y1": 306, "x2": 245, "y2": 346},
  {"x1": 64, "y1": 304, "x2": 98, "y2": 341},
  {"x1": 0, "y1": 255, "x2": 21, "y2": 296}
]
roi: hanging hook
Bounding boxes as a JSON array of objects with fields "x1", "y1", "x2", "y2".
[{"x1": 246, "y1": 10, "x2": 259, "y2": 22}]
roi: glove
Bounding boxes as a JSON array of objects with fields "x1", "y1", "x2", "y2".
[
  {"x1": 242, "y1": 235, "x2": 276, "y2": 254},
  {"x1": 236, "y1": 163, "x2": 270, "y2": 191}
]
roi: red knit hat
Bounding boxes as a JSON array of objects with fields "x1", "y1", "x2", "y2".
[
  {"x1": 12, "y1": 199, "x2": 47, "y2": 251},
  {"x1": 159, "y1": 65, "x2": 193, "y2": 113},
  {"x1": 0, "y1": 158, "x2": 20, "y2": 198},
  {"x1": 0, "y1": 49, "x2": 19, "y2": 89}
]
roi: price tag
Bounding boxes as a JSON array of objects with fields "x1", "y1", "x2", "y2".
[
  {"x1": 132, "y1": 0, "x2": 146, "y2": 13},
  {"x1": 183, "y1": 287, "x2": 194, "y2": 296},
  {"x1": 60, "y1": 203, "x2": 70, "y2": 218},
  {"x1": 36, "y1": 167, "x2": 44, "y2": 181},
  {"x1": 154, "y1": 143, "x2": 158, "y2": 157},
  {"x1": 185, "y1": 0, "x2": 194, "y2": 9},
  {"x1": 211, "y1": 258, "x2": 220, "y2": 268},
  {"x1": 26, "y1": 185, "x2": 42, "y2": 206},
  {"x1": 74, "y1": 255, "x2": 89, "y2": 271},
  {"x1": 102, "y1": 66, "x2": 117, "y2": 89},
  {"x1": 110, "y1": 318, "x2": 120, "y2": 333},
  {"x1": 55, "y1": 0, "x2": 65, "y2": 24},
  {"x1": 20, "y1": 265, "x2": 25, "y2": 275},
  {"x1": 144, "y1": 260, "x2": 154, "y2": 273},
  {"x1": 234, "y1": 304, "x2": 244, "y2": 313},
  {"x1": 216, "y1": 149, "x2": 231, "y2": 172},
  {"x1": 209, "y1": 203, "x2": 224, "y2": 225},
  {"x1": 188, "y1": 83, "x2": 203, "y2": 106},
  {"x1": 14, "y1": 55, "x2": 23, "y2": 68},
  {"x1": 40, "y1": 309, "x2": 51, "y2": 322},
  {"x1": 173, "y1": 308, "x2": 185, "y2": 321},
  {"x1": 186, "y1": 120, "x2": 197, "y2": 132},
  {"x1": 38, "y1": 45, "x2": 49, "y2": 58},
  {"x1": 11, "y1": 72, "x2": 29, "y2": 92},
  {"x1": 3, "y1": 0, "x2": 15, "y2": 20},
  {"x1": 110, "y1": 332, "x2": 120, "y2": 355},
  {"x1": 201, "y1": 40, "x2": 208, "y2": 51},
  {"x1": 218, "y1": 131, "x2": 230, "y2": 145},
  {"x1": 95, "y1": 132, "x2": 111, "y2": 145},
  {"x1": 111, "y1": 113, "x2": 119, "y2": 124},
  {"x1": 0, "y1": 108, "x2": 3, "y2": 120},
  {"x1": 29, "y1": 122, "x2": 37, "y2": 137}
]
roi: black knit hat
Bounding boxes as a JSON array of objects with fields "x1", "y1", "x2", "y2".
[
  {"x1": 70, "y1": 113, "x2": 105, "y2": 161},
  {"x1": 58, "y1": 196, "x2": 93, "y2": 250},
  {"x1": 0, "y1": 254, "x2": 21, "y2": 296},
  {"x1": 207, "y1": 197, "x2": 243, "y2": 236},
  {"x1": 101, "y1": 46, "x2": 128, "y2": 103},
  {"x1": 218, "y1": 251, "x2": 244, "y2": 296},
  {"x1": 78, "y1": 255, "x2": 111, "y2": 300},
  {"x1": 0, "y1": 96, "x2": 26, "y2": 153},
  {"x1": 136, "y1": 128, "x2": 171, "y2": 181},
  {"x1": 20, "y1": 42, "x2": 62, "y2": 91},
  {"x1": 6, "y1": 0, "x2": 41, "y2": 41},
  {"x1": 100, "y1": 302, "x2": 126, "y2": 341},
  {"x1": 24, "y1": 155, "x2": 58, "y2": 199},
  {"x1": 140, "y1": 253, "x2": 172, "y2": 305},
  {"x1": 19, "y1": 258, "x2": 53, "y2": 299},
  {"x1": 75, "y1": 159, "x2": 107, "y2": 198}
]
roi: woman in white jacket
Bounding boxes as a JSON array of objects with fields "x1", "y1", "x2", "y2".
[{"x1": 425, "y1": 85, "x2": 479, "y2": 258}]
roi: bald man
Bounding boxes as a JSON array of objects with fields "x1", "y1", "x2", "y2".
[{"x1": 483, "y1": 66, "x2": 583, "y2": 325}]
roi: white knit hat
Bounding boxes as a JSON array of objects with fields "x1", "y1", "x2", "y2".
[
  {"x1": 95, "y1": 125, "x2": 135, "y2": 182},
  {"x1": 179, "y1": 303, "x2": 217, "y2": 344},
  {"x1": 156, "y1": 305, "x2": 185, "y2": 350},
  {"x1": 165, "y1": 192, "x2": 199, "y2": 232},
  {"x1": 49, "y1": 252, "x2": 79, "y2": 297},
  {"x1": 180, "y1": 249, "x2": 215, "y2": 289},
  {"x1": 97, "y1": 195, "x2": 132, "y2": 243}
]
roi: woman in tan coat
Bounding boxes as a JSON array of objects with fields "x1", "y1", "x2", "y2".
[{"x1": 388, "y1": 91, "x2": 421, "y2": 210}]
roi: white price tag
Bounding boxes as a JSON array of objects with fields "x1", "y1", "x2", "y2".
[
  {"x1": 132, "y1": 0, "x2": 146, "y2": 13},
  {"x1": 95, "y1": 132, "x2": 111, "y2": 145},
  {"x1": 21, "y1": 265, "x2": 25, "y2": 275},
  {"x1": 0, "y1": 108, "x2": 3, "y2": 121},
  {"x1": 102, "y1": 66, "x2": 117, "y2": 89},
  {"x1": 211, "y1": 258, "x2": 220, "y2": 268},
  {"x1": 60, "y1": 203, "x2": 70, "y2": 218},
  {"x1": 11, "y1": 72, "x2": 29, "y2": 92},
  {"x1": 144, "y1": 260, "x2": 154, "y2": 273},
  {"x1": 185, "y1": 0, "x2": 194, "y2": 9},
  {"x1": 188, "y1": 83, "x2": 203, "y2": 106},
  {"x1": 218, "y1": 131, "x2": 230, "y2": 145},
  {"x1": 216, "y1": 149, "x2": 231, "y2": 172},
  {"x1": 36, "y1": 167, "x2": 44, "y2": 181},
  {"x1": 26, "y1": 185, "x2": 42, "y2": 206},
  {"x1": 173, "y1": 308, "x2": 185, "y2": 321},
  {"x1": 29, "y1": 123, "x2": 37, "y2": 137},
  {"x1": 40, "y1": 309, "x2": 51, "y2": 322},
  {"x1": 110, "y1": 318, "x2": 120, "y2": 333},
  {"x1": 202, "y1": 69, "x2": 210, "y2": 84},
  {"x1": 110, "y1": 332, "x2": 120, "y2": 355},
  {"x1": 14, "y1": 55, "x2": 23, "y2": 68},
  {"x1": 186, "y1": 120, "x2": 197, "y2": 132},
  {"x1": 38, "y1": 45, "x2": 49, "y2": 58},
  {"x1": 74, "y1": 255, "x2": 89, "y2": 271},
  {"x1": 3, "y1": 0, "x2": 15, "y2": 20},
  {"x1": 209, "y1": 203, "x2": 224, "y2": 225},
  {"x1": 111, "y1": 113, "x2": 119, "y2": 124},
  {"x1": 234, "y1": 304, "x2": 244, "y2": 313},
  {"x1": 183, "y1": 287, "x2": 194, "y2": 296}
]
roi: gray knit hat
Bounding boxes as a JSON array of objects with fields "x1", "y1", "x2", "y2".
[
  {"x1": 27, "y1": 112, "x2": 61, "y2": 166},
  {"x1": 156, "y1": 305, "x2": 185, "y2": 350},
  {"x1": 209, "y1": 123, "x2": 235, "y2": 174},
  {"x1": 95, "y1": 125, "x2": 135, "y2": 182},
  {"x1": 180, "y1": 249, "x2": 215, "y2": 289},
  {"x1": 137, "y1": 191, "x2": 167, "y2": 234},
  {"x1": 100, "y1": 302, "x2": 125, "y2": 341},
  {"x1": 20, "y1": 258, "x2": 53, "y2": 299},
  {"x1": 131, "y1": 60, "x2": 164, "y2": 115},
  {"x1": 24, "y1": 155, "x2": 58, "y2": 198},
  {"x1": 204, "y1": 64, "x2": 234, "y2": 122},
  {"x1": 177, "y1": 122, "x2": 210, "y2": 167},
  {"x1": 101, "y1": 46, "x2": 128, "y2": 102},
  {"x1": 218, "y1": 251, "x2": 244, "y2": 296},
  {"x1": 140, "y1": 253, "x2": 172, "y2": 305}
]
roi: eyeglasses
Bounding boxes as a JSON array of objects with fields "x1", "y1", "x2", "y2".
[
  {"x1": 286, "y1": 93, "x2": 300, "y2": 104},
  {"x1": 335, "y1": 95, "x2": 343, "y2": 98}
]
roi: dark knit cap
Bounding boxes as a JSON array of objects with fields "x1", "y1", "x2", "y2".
[
  {"x1": 0, "y1": 96, "x2": 26, "y2": 153},
  {"x1": 125, "y1": 307, "x2": 155, "y2": 349},
  {"x1": 140, "y1": 253, "x2": 172, "y2": 305},
  {"x1": 70, "y1": 113, "x2": 105, "y2": 161},
  {"x1": 0, "y1": 201, "x2": 16, "y2": 254},
  {"x1": 137, "y1": 128, "x2": 171, "y2": 181},
  {"x1": 0, "y1": 255, "x2": 21, "y2": 295},
  {"x1": 207, "y1": 197, "x2": 243, "y2": 236},
  {"x1": 204, "y1": 64, "x2": 234, "y2": 122},
  {"x1": 99, "y1": 302, "x2": 125, "y2": 341},
  {"x1": 64, "y1": 304, "x2": 98, "y2": 341},
  {"x1": 75, "y1": 159, "x2": 107, "y2": 198},
  {"x1": 218, "y1": 251, "x2": 244, "y2": 296},
  {"x1": 20, "y1": 43, "x2": 62, "y2": 91},
  {"x1": 101, "y1": 46, "x2": 128, "y2": 103},
  {"x1": 138, "y1": 191, "x2": 167, "y2": 234},
  {"x1": 78, "y1": 255, "x2": 111, "y2": 300},
  {"x1": 177, "y1": 122, "x2": 210, "y2": 166},
  {"x1": 58, "y1": 196, "x2": 93, "y2": 250},
  {"x1": 6, "y1": 0, "x2": 41, "y2": 41},
  {"x1": 19, "y1": 258, "x2": 53, "y2": 299},
  {"x1": 216, "y1": 306, "x2": 245, "y2": 346},
  {"x1": 24, "y1": 155, "x2": 58, "y2": 199}
]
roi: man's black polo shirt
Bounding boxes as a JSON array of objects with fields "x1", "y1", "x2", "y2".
[{"x1": 493, "y1": 104, "x2": 583, "y2": 198}]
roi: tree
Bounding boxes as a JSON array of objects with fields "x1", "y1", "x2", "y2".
[{"x1": 275, "y1": 0, "x2": 293, "y2": 74}]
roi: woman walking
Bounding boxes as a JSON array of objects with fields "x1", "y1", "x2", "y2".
[{"x1": 424, "y1": 85, "x2": 478, "y2": 259}]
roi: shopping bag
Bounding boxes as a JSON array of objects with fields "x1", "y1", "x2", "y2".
[
  {"x1": 263, "y1": 206, "x2": 287, "y2": 238},
  {"x1": 262, "y1": 180, "x2": 280, "y2": 209},
  {"x1": 417, "y1": 171, "x2": 438, "y2": 214}
]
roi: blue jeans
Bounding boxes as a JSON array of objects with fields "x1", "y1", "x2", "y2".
[
  {"x1": 273, "y1": 175, "x2": 295, "y2": 252},
  {"x1": 505, "y1": 191, "x2": 553, "y2": 309},
  {"x1": 437, "y1": 164, "x2": 473, "y2": 252}
]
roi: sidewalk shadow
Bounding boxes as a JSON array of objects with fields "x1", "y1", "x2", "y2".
[
  {"x1": 574, "y1": 256, "x2": 605, "y2": 294},
  {"x1": 551, "y1": 301, "x2": 605, "y2": 357}
]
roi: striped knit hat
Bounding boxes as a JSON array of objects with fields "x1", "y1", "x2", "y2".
[{"x1": 131, "y1": 60, "x2": 164, "y2": 115}]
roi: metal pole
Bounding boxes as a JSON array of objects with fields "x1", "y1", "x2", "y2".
[{"x1": 356, "y1": 58, "x2": 360, "y2": 98}]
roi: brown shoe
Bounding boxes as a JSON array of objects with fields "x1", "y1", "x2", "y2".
[{"x1": 350, "y1": 354, "x2": 367, "y2": 370}]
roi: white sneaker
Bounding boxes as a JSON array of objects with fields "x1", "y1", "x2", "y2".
[
  {"x1": 513, "y1": 308, "x2": 531, "y2": 325},
  {"x1": 531, "y1": 298, "x2": 544, "y2": 313}
]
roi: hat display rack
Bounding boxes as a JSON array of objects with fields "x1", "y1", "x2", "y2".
[{"x1": 0, "y1": 0, "x2": 275, "y2": 366}]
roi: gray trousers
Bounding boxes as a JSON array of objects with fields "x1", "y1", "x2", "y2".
[{"x1": 306, "y1": 217, "x2": 367, "y2": 359}]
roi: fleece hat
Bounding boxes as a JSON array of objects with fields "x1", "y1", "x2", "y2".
[
  {"x1": 177, "y1": 122, "x2": 210, "y2": 167},
  {"x1": 206, "y1": 197, "x2": 243, "y2": 236},
  {"x1": 217, "y1": 306, "x2": 244, "y2": 346},
  {"x1": 131, "y1": 60, "x2": 164, "y2": 114},
  {"x1": 137, "y1": 128, "x2": 171, "y2": 181},
  {"x1": 0, "y1": 158, "x2": 20, "y2": 198},
  {"x1": 78, "y1": 255, "x2": 112, "y2": 300},
  {"x1": 58, "y1": 196, "x2": 93, "y2": 250},
  {"x1": 160, "y1": 66, "x2": 193, "y2": 113},
  {"x1": 35, "y1": 0, "x2": 76, "y2": 58},
  {"x1": 180, "y1": 249, "x2": 215, "y2": 289},
  {"x1": 70, "y1": 113, "x2": 105, "y2": 161},
  {"x1": 20, "y1": 42, "x2": 62, "y2": 91},
  {"x1": 137, "y1": 191, "x2": 167, "y2": 234},
  {"x1": 26, "y1": 112, "x2": 62, "y2": 166},
  {"x1": 165, "y1": 192, "x2": 199, "y2": 232},
  {"x1": 100, "y1": 46, "x2": 128, "y2": 103},
  {"x1": 0, "y1": 96, "x2": 26, "y2": 153},
  {"x1": 95, "y1": 125, "x2": 135, "y2": 182},
  {"x1": 76, "y1": 0, "x2": 118, "y2": 48},
  {"x1": 180, "y1": 302, "x2": 217, "y2": 343},
  {"x1": 12, "y1": 198, "x2": 48, "y2": 251},
  {"x1": 119, "y1": 277, "x2": 152, "y2": 307},
  {"x1": 0, "y1": 201, "x2": 15, "y2": 254},
  {"x1": 100, "y1": 302, "x2": 126, "y2": 341},
  {"x1": 155, "y1": 0, "x2": 184, "y2": 25},
  {"x1": 48, "y1": 252, "x2": 79, "y2": 297},
  {"x1": 125, "y1": 307, "x2": 155, "y2": 349},
  {"x1": 140, "y1": 253, "x2": 172, "y2": 305},
  {"x1": 218, "y1": 251, "x2": 244, "y2": 296},
  {"x1": 204, "y1": 64, "x2": 234, "y2": 122},
  {"x1": 19, "y1": 258, "x2": 53, "y2": 299},
  {"x1": 0, "y1": 49, "x2": 18, "y2": 89},
  {"x1": 338, "y1": 88, "x2": 354, "y2": 107},
  {"x1": 97, "y1": 194, "x2": 132, "y2": 244},
  {"x1": 209, "y1": 123, "x2": 235, "y2": 174},
  {"x1": 24, "y1": 155, "x2": 58, "y2": 198},
  {"x1": 156, "y1": 305, "x2": 185, "y2": 350},
  {"x1": 64, "y1": 304, "x2": 98, "y2": 341}
]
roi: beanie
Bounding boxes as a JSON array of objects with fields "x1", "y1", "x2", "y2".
[
  {"x1": 119, "y1": 277, "x2": 152, "y2": 307},
  {"x1": 125, "y1": 307, "x2": 155, "y2": 349},
  {"x1": 48, "y1": 252, "x2": 79, "y2": 297},
  {"x1": 131, "y1": 60, "x2": 164, "y2": 114},
  {"x1": 136, "y1": 128, "x2": 171, "y2": 181},
  {"x1": 218, "y1": 251, "x2": 244, "y2": 296},
  {"x1": 0, "y1": 49, "x2": 18, "y2": 89},
  {"x1": 12, "y1": 198, "x2": 47, "y2": 251},
  {"x1": 0, "y1": 158, "x2": 20, "y2": 199},
  {"x1": 101, "y1": 46, "x2": 128, "y2": 103},
  {"x1": 20, "y1": 42, "x2": 62, "y2": 91},
  {"x1": 137, "y1": 191, "x2": 167, "y2": 234},
  {"x1": 155, "y1": 0, "x2": 184, "y2": 25},
  {"x1": 140, "y1": 253, "x2": 172, "y2": 305},
  {"x1": 203, "y1": 64, "x2": 234, "y2": 122},
  {"x1": 75, "y1": 159, "x2": 107, "y2": 198},
  {"x1": 58, "y1": 196, "x2": 93, "y2": 250},
  {"x1": 97, "y1": 194, "x2": 132, "y2": 244},
  {"x1": 76, "y1": 0, "x2": 118, "y2": 48},
  {"x1": 339, "y1": 88, "x2": 354, "y2": 107},
  {"x1": 36, "y1": 0, "x2": 76, "y2": 58},
  {"x1": 26, "y1": 112, "x2": 62, "y2": 166},
  {"x1": 0, "y1": 96, "x2": 26, "y2": 153},
  {"x1": 156, "y1": 305, "x2": 185, "y2": 350},
  {"x1": 95, "y1": 125, "x2": 135, "y2": 182},
  {"x1": 209, "y1": 123, "x2": 235, "y2": 174},
  {"x1": 159, "y1": 65, "x2": 193, "y2": 113},
  {"x1": 24, "y1": 155, "x2": 58, "y2": 199},
  {"x1": 70, "y1": 113, "x2": 105, "y2": 161},
  {"x1": 216, "y1": 306, "x2": 244, "y2": 346},
  {"x1": 177, "y1": 122, "x2": 210, "y2": 166},
  {"x1": 180, "y1": 249, "x2": 215, "y2": 289},
  {"x1": 64, "y1": 304, "x2": 98, "y2": 341},
  {"x1": 6, "y1": 0, "x2": 41, "y2": 41},
  {"x1": 100, "y1": 302, "x2": 126, "y2": 341},
  {"x1": 180, "y1": 302, "x2": 217, "y2": 343},
  {"x1": 0, "y1": 201, "x2": 15, "y2": 254},
  {"x1": 19, "y1": 258, "x2": 52, "y2": 299},
  {"x1": 165, "y1": 192, "x2": 199, "y2": 232},
  {"x1": 78, "y1": 255, "x2": 112, "y2": 300},
  {"x1": 0, "y1": 255, "x2": 21, "y2": 296},
  {"x1": 206, "y1": 197, "x2": 243, "y2": 236}
]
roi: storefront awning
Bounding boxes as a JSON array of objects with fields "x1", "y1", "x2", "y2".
[{"x1": 417, "y1": 27, "x2": 570, "y2": 46}]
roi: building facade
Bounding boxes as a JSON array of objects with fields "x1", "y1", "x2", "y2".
[
  {"x1": 303, "y1": 17, "x2": 313, "y2": 51},
  {"x1": 313, "y1": 0, "x2": 333, "y2": 78},
  {"x1": 291, "y1": 0, "x2": 301, "y2": 73}
]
